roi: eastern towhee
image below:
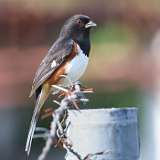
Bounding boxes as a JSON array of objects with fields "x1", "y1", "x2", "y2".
[{"x1": 25, "y1": 14, "x2": 96, "y2": 155}]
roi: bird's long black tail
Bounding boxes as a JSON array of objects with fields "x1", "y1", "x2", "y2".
[{"x1": 25, "y1": 84, "x2": 50, "y2": 156}]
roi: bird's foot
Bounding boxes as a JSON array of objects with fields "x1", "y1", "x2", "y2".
[{"x1": 57, "y1": 90, "x2": 80, "y2": 109}]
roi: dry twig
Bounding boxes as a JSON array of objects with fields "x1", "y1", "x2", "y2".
[{"x1": 37, "y1": 81, "x2": 92, "y2": 160}]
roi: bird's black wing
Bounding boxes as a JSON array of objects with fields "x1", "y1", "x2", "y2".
[{"x1": 29, "y1": 38, "x2": 74, "y2": 97}]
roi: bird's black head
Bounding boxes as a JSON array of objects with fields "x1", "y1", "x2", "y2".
[
  {"x1": 60, "y1": 14, "x2": 96, "y2": 56},
  {"x1": 60, "y1": 14, "x2": 96, "y2": 37}
]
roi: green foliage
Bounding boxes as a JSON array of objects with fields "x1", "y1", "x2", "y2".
[
  {"x1": 86, "y1": 87, "x2": 143, "y2": 109},
  {"x1": 92, "y1": 23, "x2": 135, "y2": 44}
]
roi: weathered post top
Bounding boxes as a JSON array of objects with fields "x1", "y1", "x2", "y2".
[{"x1": 66, "y1": 108, "x2": 140, "y2": 160}]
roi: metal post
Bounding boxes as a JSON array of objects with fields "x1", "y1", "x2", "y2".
[{"x1": 65, "y1": 108, "x2": 140, "y2": 160}]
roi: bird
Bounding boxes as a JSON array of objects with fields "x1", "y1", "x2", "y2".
[{"x1": 25, "y1": 14, "x2": 96, "y2": 156}]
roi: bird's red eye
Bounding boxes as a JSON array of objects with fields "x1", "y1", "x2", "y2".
[{"x1": 77, "y1": 19, "x2": 81, "y2": 24}]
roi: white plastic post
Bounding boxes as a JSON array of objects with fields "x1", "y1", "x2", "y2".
[{"x1": 65, "y1": 108, "x2": 139, "y2": 160}]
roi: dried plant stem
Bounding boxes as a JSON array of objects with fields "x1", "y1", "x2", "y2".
[
  {"x1": 38, "y1": 98, "x2": 68, "y2": 160},
  {"x1": 38, "y1": 81, "x2": 90, "y2": 160}
]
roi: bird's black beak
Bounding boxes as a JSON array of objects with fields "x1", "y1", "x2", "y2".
[{"x1": 85, "y1": 20, "x2": 97, "y2": 28}]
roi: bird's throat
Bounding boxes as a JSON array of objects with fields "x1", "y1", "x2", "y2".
[{"x1": 74, "y1": 31, "x2": 90, "y2": 57}]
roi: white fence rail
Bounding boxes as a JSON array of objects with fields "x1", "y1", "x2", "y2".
[{"x1": 66, "y1": 108, "x2": 140, "y2": 160}]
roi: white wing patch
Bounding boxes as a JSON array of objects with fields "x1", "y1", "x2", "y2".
[{"x1": 51, "y1": 60, "x2": 57, "y2": 68}]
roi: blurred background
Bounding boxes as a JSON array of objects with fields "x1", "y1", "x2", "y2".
[{"x1": 1, "y1": 0, "x2": 160, "y2": 159}]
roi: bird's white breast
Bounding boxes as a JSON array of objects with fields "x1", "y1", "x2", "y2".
[{"x1": 65, "y1": 44, "x2": 89, "y2": 85}]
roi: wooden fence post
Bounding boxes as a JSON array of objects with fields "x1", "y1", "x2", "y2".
[{"x1": 65, "y1": 108, "x2": 140, "y2": 160}]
